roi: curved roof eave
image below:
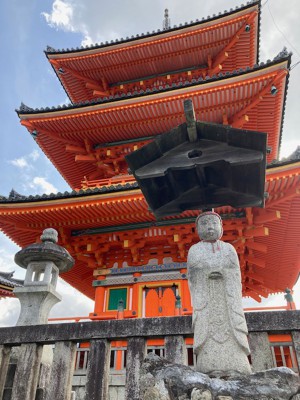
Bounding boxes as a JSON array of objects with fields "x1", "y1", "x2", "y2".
[
  {"x1": 45, "y1": 1, "x2": 261, "y2": 57},
  {"x1": 0, "y1": 160, "x2": 299, "y2": 205},
  {"x1": 44, "y1": 1, "x2": 261, "y2": 104},
  {"x1": 17, "y1": 53, "x2": 290, "y2": 117},
  {"x1": 0, "y1": 182, "x2": 139, "y2": 204}
]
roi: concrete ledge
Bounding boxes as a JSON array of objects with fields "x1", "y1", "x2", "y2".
[
  {"x1": 72, "y1": 375, "x2": 87, "y2": 386},
  {"x1": 245, "y1": 310, "x2": 300, "y2": 332},
  {"x1": 0, "y1": 312, "x2": 299, "y2": 346},
  {"x1": 109, "y1": 373, "x2": 125, "y2": 386}
]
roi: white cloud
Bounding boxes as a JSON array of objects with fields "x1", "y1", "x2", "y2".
[
  {"x1": 49, "y1": 280, "x2": 94, "y2": 319},
  {"x1": 41, "y1": 0, "x2": 159, "y2": 46},
  {"x1": 9, "y1": 150, "x2": 40, "y2": 169},
  {"x1": 42, "y1": 0, "x2": 93, "y2": 45},
  {"x1": 42, "y1": 0, "x2": 75, "y2": 32},
  {"x1": 30, "y1": 177, "x2": 58, "y2": 194},
  {"x1": 0, "y1": 298, "x2": 20, "y2": 327},
  {"x1": 280, "y1": 140, "x2": 300, "y2": 159},
  {"x1": 29, "y1": 149, "x2": 40, "y2": 161},
  {"x1": 10, "y1": 157, "x2": 29, "y2": 169},
  {"x1": 0, "y1": 250, "x2": 17, "y2": 272}
]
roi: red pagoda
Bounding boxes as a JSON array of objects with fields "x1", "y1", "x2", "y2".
[{"x1": 0, "y1": 1, "x2": 299, "y2": 325}]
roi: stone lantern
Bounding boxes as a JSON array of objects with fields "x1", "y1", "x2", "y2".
[
  {"x1": 14, "y1": 227, "x2": 74, "y2": 325},
  {"x1": 8, "y1": 229, "x2": 75, "y2": 395}
]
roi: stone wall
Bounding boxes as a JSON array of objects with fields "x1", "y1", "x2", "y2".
[
  {"x1": 1, "y1": 313, "x2": 300, "y2": 400},
  {"x1": 72, "y1": 373, "x2": 125, "y2": 400}
]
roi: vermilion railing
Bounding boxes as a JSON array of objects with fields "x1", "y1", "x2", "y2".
[{"x1": 78, "y1": 175, "x2": 135, "y2": 190}]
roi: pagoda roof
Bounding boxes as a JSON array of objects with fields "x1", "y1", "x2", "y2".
[
  {"x1": 0, "y1": 160, "x2": 299, "y2": 300},
  {"x1": 0, "y1": 271, "x2": 23, "y2": 298},
  {"x1": 0, "y1": 159, "x2": 296, "y2": 204},
  {"x1": 0, "y1": 181, "x2": 138, "y2": 204},
  {"x1": 17, "y1": 56, "x2": 291, "y2": 190},
  {"x1": 45, "y1": 1, "x2": 261, "y2": 103}
]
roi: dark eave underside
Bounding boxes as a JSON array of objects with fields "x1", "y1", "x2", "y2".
[
  {"x1": 16, "y1": 55, "x2": 291, "y2": 189},
  {"x1": 18, "y1": 52, "x2": 288, "y2": 117}
]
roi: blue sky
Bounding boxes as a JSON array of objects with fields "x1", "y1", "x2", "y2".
[{"x1": 0, "y1": 0, "x2": 299, "y2": 325}]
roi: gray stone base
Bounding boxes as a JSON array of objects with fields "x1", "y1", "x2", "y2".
[
  {"x1": 141, "y1": 353, "x2": 300, "y2": 400},
  {"x1": 72, "y1": 371, "x2": 125, "y2": 400}
]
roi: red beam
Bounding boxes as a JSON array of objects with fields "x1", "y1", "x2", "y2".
[
  {"x1": 231, "y1": 114, "x2": 249, "y2": 129},
  {"x1": 65, "y1": 145, "x2": 87, "y2": 154},
  {"x1": 230, "y1": 69, "x2": 288, "y2": 126},
  {"x1": 245, "y1": 240, "x2": 267, "y2": 253},
  {"x1": 267, "y1": 187, "x2": 300, "y2": 207},
  {"x1": 51, "y1": 61, "x2": 105, "y2": 89},
  {"x1": 37, "y1": 128, "x2": 82, "y2": 147},
  {"x1": 245, "y1": 255, "x2": 266, "y2": 269},
  {"x1": 243, "y1": 226, "x2": 269, "y2": 238},
  {"x1": 244, "y1": 289, "x2": 262, "y2": 303},
  {"x1": 93, "y1": 89, "x2": 110, "y2": 96},
  {"x1": 245, "y1": 272, "x2": 264, "y2": 284},
  {"x1": 210, "y1": 10, "x2": 258, "y2": 74},
  {"x1": 253, "y1": 210, "x2": 281, "y2": 225},
  {"x1": 75, "y1": 154, "x2": 96, "y2": 162},
  {"x1": 245, "y1": 282, "x2": 268, "y2": 298}
]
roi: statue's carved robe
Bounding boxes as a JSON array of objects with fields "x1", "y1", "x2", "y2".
[{"x1": 187, "y1": 240, "x2": 251, "y2": 376}]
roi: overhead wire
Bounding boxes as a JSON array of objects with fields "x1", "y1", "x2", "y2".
[{"x1": 262, "y1": 0, "x2": 300, "y2": 70}]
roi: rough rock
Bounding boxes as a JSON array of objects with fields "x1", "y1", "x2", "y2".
[{"x1": 140, "y1": 353, "x2": 300, "y2": 400}]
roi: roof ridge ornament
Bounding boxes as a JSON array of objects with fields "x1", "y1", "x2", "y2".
[
  {"x1": 19, "y1": 102, "x2": 34, "y2": 112},
  {"x1": 0, "y1": 271, "x2": 14, "y2": 279},
  {"x1": 274, "y1": 46, "x2": 290, "y2": 61},
  {"x1": 8, "y1": 188, "x2": 25, "y2": 200},
  {"x1": 46, "y1": 45, "x2": 56, "y2": 52}
]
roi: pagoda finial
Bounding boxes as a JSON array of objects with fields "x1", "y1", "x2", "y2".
[{"x1": 163, "y1": 8, "x2": 171, "y2": 31}]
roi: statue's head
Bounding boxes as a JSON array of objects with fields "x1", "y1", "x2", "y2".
[{"x1": 195, "y1": 212, "x2": 223, "y2": 241}]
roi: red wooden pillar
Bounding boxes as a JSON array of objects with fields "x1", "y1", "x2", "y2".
[{"x1": 94, "y1": 276, "x2": 106, "y2": 315}]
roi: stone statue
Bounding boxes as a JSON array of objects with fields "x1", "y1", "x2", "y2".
[{"x1": 187, "y1": 211, "x2": 251, "y2": 377}]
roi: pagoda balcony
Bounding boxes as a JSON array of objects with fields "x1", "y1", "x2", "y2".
[
  {"x1": 1, "y1": 312, "x2": 300, "y2": 400},
  {"x1": 95, "y1": 67, "x2": 210, "y2": 100},
  {"x1": 79, "y1": 174, "x2": 136, "y2": 190}
]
